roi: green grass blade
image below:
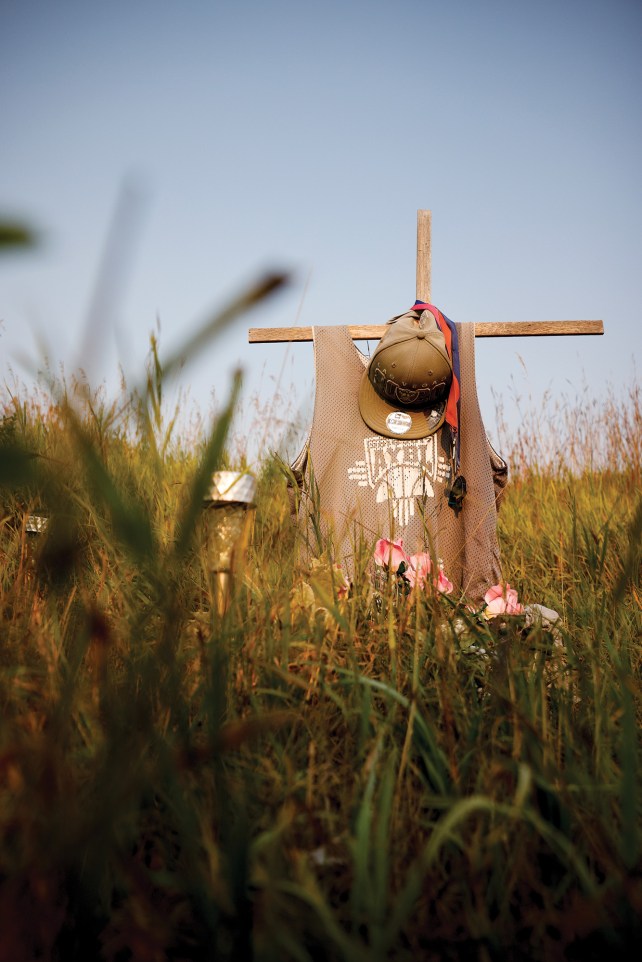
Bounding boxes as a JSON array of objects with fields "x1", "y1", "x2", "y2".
[
  {"x1": 161, "y1": 272, "x2": 289, "y2": 381},
  {"x1": 173, "y1": 369, "x2": 242, "y2": 559}
]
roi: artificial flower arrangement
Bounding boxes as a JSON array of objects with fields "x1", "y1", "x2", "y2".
[
  {"x1": 371, "y1": 538, "x2": 538, "y2": 674},
  {"x1": 373, "y1": 537, "x2": 524, "y2": 620},
  {"x1": 374, "y1": 538, "x2": 453, "y2": 596},
  {"x1": 284, "y1": 541, "x2": 561, "y2": 692},
  {"x1": 286, "y1": 538, "x2": 527, "y2": 630}
]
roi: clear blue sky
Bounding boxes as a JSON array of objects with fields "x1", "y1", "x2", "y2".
[{"x1": 2, "y1": 0, "x2": 640, "y2": 462}]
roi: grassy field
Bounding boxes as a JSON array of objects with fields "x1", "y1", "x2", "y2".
[{"x1": 1, "y1": 317, "x2": 641, "y2": 961}]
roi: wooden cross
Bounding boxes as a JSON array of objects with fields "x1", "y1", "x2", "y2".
[{"x1": 248, "y1": 209, "x2": 603, "y2": 343}]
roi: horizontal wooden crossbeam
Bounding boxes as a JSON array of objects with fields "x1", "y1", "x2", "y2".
[{"x1": 248, "y1": 320, "x2": 603, "y2": 343}]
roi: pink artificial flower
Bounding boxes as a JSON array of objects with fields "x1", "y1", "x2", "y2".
[
  {"x1": 374, "y1": 538, "x2": 409, "y2": 572},
  {"x1": 436, "y1": 567, "x2": 454, "y2": 595},
  {"x1": 484, "y1": 583, "x2": 524, "y2": 616},
  {"x1": 404, "y1": 554, "x2": 453, "y2": 594},
  {"x1": 404, "y1": 552, "x2": 432, "y2": 588}
]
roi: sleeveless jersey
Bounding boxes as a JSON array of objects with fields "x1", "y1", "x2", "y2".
[{"x1": 292, "y1": 322, "x2": 506, "y2": 604}]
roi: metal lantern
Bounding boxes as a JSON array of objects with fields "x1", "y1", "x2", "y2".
[{"x1": 202, "y1": 471, "x2": 256, "y2": 616}]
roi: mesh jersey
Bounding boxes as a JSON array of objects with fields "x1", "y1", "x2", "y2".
[{"x1": 292, "y1": 322, "x2": 506, "y2": 604}]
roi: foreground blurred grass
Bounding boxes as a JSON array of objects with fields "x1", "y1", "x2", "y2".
[{"x1": 1, "y1": 332, "x2": 641, "y2": 960}]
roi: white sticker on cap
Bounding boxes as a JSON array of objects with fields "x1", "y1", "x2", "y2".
[{"x1": 385, "y1": 411, "x2": 412, "y2": 435}]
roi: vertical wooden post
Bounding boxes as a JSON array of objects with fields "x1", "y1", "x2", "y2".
[{"x1": 416, "y1": 209, "x2": 432, "y2": 303}]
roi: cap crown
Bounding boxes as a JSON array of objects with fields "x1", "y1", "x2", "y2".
[{"x1": 368, "y1": 310, "x2": 452, "y2": 409}]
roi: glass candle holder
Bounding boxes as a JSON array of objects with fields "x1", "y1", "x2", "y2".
[{"x1": 202, "y1": 471, "x2": 256, "y2": 616}]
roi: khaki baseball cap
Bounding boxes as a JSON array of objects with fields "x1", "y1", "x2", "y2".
[{"x1": 358, "y1": 309, "x2": 453, "y2": 439}]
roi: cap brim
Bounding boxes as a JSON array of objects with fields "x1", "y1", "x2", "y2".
[{"x1": 358, "y1": 369, "x2": 446, "y2": 439}]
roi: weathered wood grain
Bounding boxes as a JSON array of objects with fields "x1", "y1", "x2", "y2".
[
  {"x1": 248, "y1": 320, "x2": 604, "y2": 343},
  {"x1": 416, "y1": 209, "x2": 431, "y2": 302}
]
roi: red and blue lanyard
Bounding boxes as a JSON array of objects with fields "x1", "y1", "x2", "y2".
[{"x1": 412, "y1": 300, "x2": 461, "y2": 469}]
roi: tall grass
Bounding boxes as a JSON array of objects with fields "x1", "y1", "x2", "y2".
[{"x1": 1, "y1": 322, "x2": 640, "y2": 960}]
